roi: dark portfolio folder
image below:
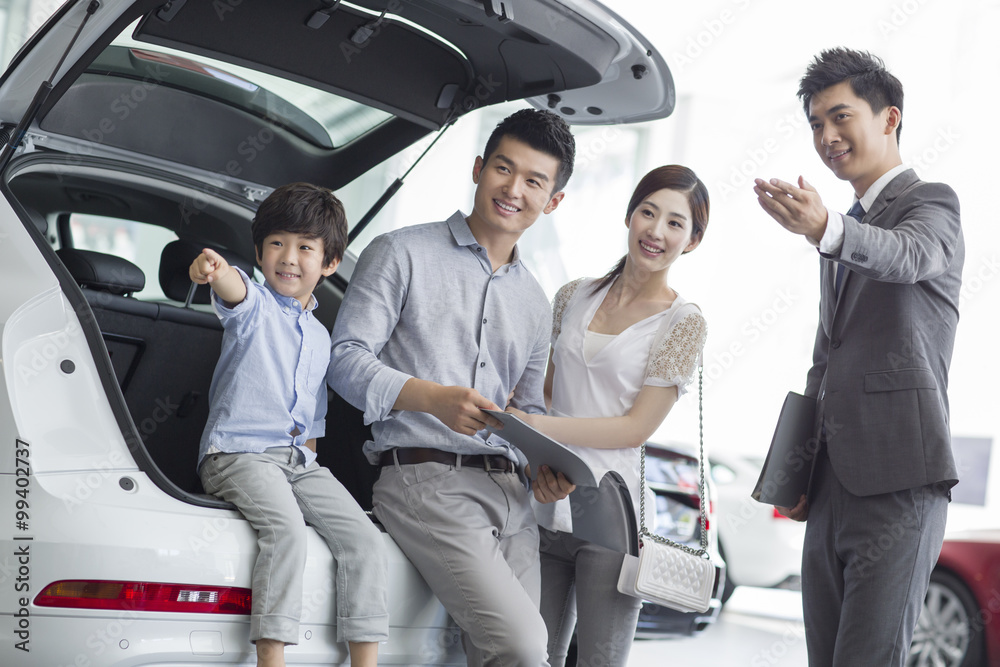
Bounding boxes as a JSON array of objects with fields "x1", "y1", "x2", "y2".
[{"x1": 751, "y1": 391, "x2": 818, "y2": 508}]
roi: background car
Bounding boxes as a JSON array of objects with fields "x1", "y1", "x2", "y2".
[
  {"x1": 907, "y1": 529, "x2": 1000, "y2": 667},
  {"x1": 709, "y1": 452, "x2": 805, "y2": 602},
  {"x1": 0, "y1": 1, "x2": 676, "y2": 665}
]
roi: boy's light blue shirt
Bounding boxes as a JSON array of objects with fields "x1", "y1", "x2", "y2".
[{"x1": 198, "y1": 267, "x2": 329, "y2": 468}]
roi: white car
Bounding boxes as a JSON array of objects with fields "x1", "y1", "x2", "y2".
[
  {"x1": 0, "y1": 1, "x2": 676, "y2": 664},
  {"x1": 710, "y1": 452, "x2": 805, "y2": 601}
]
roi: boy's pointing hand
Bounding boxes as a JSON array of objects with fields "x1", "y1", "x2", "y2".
[{"x1": 189, "y1": 248, "x2": 230, "y2": 284}]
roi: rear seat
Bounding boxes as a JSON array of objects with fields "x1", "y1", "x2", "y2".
[{"x1": 58, "y1": 242, "x2": 253, "y2": 495}]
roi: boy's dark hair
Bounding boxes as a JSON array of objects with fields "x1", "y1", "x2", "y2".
[
  {"x1": 482, "y1": 108, "x2": 576, "y2": 193},
  {"x1": 252, "y1": 182, "x2": 347, "y2": 286},
  {"x1": 798, "y1": 48, "x2": 904, "y2": 142}
]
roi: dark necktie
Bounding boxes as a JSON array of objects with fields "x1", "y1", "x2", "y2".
[{"x1": 835, "y1": 200, "x2": 865, "y2": 296}]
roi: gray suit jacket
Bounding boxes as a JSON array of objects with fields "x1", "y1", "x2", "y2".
[{"x1": 805, "y1": 168, "x2": 964, "y2": 497}]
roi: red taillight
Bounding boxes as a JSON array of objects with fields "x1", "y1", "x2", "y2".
[
  {"x1": 35, "y1": 580, "x2": 252, "y2": 615},
  {"x1": 773, "y1": 507, "x2": 791, "y2": 520}
]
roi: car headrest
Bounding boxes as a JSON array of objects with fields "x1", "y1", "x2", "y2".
[
  {"x1": 159, "y1": 239, "x2": 255, "y2": 305},
  {"x1": 57, "y1": 248, "x2": 146, "y2": 296}
]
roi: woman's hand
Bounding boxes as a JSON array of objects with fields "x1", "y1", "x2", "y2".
[
  {"x1": 505, "y1": 406, "x2": 535, "y2": 428},
  {"x1": 530, "y1": 465, "x2": 576, "y2": 503}
]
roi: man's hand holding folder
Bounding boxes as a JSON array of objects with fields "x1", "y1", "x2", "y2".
[
  {"x1": 751, "y1": 391, "x2": 819, "y2": 521},
  {"x1": 776, "y1": 494, "x2": 809, "y2": 521}
]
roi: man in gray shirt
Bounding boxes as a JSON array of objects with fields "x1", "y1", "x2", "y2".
[{"x1": 329, "y1": 109, "x2": 576, "y2": 666}]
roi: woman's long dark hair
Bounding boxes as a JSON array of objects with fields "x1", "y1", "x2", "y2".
[{"x1": 591, "y1": 165, "x2": 710, "y2": 295}]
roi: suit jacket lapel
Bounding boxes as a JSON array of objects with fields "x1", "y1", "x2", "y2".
[{"x1": 865, "y1": 168, "x2": 918, "y2": 226}]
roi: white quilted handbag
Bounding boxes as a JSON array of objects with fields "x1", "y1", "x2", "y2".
[{"x1": 617, "y1": 367, "x2": 715, "y2": 613}]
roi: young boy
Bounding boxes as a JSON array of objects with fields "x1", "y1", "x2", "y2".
[
  {"x1": 754, "y1": 49, "x2": 963, "y2": 666},
  {"x1": 328, "y1": 109, "x2": 576, "y2": 666},
  {"x1": 190, "y1": 182, "x2": 388, "y2": 667}
]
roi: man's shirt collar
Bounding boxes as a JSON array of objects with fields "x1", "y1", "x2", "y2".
[
  {"x1": 857, "y1": 164, "x2": 909, "y2": 213},
  {"x1": 447, "y1": 210, "x2": 522, "y2": 269}
]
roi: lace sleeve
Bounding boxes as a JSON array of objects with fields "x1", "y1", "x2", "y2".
[
  {"x1": 551, "y1": 278, "x2": 586, "y2": 344},
  {"x1": 644, "y1": 310, "x2": 707, "y2": 396}
]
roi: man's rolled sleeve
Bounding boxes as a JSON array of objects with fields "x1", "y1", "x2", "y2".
[{"x1": 364, "y1": 365, "x2": 412, "y2": 425}]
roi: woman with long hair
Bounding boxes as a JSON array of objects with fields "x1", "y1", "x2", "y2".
[{"x1": 509, "y1": 164, "x2": 710, "y2": 666}]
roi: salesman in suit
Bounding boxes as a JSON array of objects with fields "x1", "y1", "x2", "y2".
[{"x1": 753, "y1": 48, "x2": 964, "y2": 666}]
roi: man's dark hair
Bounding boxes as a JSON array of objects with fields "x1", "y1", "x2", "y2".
[
  {"x1": 252, "y1": 182, "x2": 347, "y2": 285},
  {"x1": 482, "y1": 108, "x2": 576, "y2": 193},
  {"x1": 798, "y1": 48, "x2": 904, "y2": 142}
]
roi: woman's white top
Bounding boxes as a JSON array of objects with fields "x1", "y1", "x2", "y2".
[{"x1": 532, "y1": 277, "x2": 707, "y2": 534}]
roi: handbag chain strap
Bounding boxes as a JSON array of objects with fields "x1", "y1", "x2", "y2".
[{"x1": 638, "y1": 365, "x2": 709, "y2": 558}]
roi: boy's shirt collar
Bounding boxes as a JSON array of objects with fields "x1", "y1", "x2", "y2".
[{"x1": 262, "y1": 278, "x2": 318, "y2": 312}]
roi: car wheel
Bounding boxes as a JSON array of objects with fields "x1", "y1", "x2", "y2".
[{"x1": 907, "y1": 570, "x2": 986, "y2": 667}]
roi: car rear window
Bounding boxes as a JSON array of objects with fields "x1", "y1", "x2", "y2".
[{"x1": 66, "y1": 213, "x2": 178, "y2": 302}]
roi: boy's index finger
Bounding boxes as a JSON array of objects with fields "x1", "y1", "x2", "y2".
[{"x1": 202, "y1": 247, "x2": 223, "y2": 264}]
